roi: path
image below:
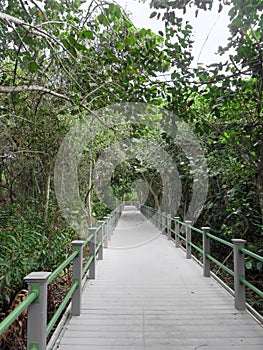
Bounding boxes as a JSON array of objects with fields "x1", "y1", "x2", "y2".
[{"x1": 56, "y1": 206, "x2": 263, "y2": 350}]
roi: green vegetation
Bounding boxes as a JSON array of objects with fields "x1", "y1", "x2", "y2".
[{"x1": 0, "y1": 0, "x2": 262, "y2": 344}]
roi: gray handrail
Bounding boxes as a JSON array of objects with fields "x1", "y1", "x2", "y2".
[
  {"x1": 139, "y1": 203, "x2": 263, "y2": 313},
  {"x1": 0, "y1": 203, "x2": 123, "y2": 350}
]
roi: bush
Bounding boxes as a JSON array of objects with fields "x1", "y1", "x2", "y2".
[{"x1": 0, "y1": 203, "x2": 76, "y2": 309}]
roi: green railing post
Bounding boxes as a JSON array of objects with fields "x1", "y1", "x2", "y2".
[
  {"x1": 167, "y1": 214, "x2": 172, "y2": 240},
  {"x1": 97, "y1": 221, "x2": 104, "y2": 260},
  {"x1": 89, "y1": 228, "x2": 97, "y2": 279},
  {"x1": 24, "y1": 272, "x2": 51, "y2": 350},
  {"x1": 202, "y1": 227, "x2": 211, "y2": 277},
  {"x1": 185, "y1": 220, "x2": 192, "y2": 259},
  {"x1": 232, "y1": 239, "x2": 247, "y2": 310},
  {"x1": 174, "y1": 217, "x2": 180, "y2": 248},
  {"x1": 72, "y1": 240, "x2": 84, "y2": 316}
]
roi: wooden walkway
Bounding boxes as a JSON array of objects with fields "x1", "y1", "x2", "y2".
[{"x1": 55, "y1": 206, "x2": 263, "y2": 350}]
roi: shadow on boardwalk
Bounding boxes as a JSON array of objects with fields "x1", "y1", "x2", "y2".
[{"x1": 56, "y1": 206, "x2": 263, "y2": 350}]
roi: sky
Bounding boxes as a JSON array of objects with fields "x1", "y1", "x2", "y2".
[{"x1": 114, "y1": 0, "x2": 231, "y2": 67}]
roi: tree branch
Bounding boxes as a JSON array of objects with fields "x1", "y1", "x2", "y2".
[{"x1": 0, "y1": 85, "x2": 71, "y2": 102}]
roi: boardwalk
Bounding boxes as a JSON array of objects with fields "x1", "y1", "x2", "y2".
[{"x1": 56, "y1": 206, "x2": 263, "y2": 350}]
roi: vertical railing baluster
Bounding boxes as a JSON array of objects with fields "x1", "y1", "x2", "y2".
[
  {"x1": 174, "y1": 216, "x2": 180, "y2": 248},
  {"x1": 202, "y1": 227, "x2": 211, "y2": 277},
  {"x1": 232, "y1": 239, "x2": 247, "y2": 310},
  {"x1": 167, "y1": 214, "x2": 172, "y2": 240},
  {"x1": 185, "y1": 220, "x2": 192, "y2": 259},
  {"x1": 24, "y1": 272, "x2": 51, "y2": 350},
  {"x1": 103, "y1": 216, "x2": 109, "y2": 247},
  {"x1": 162, "y1": 212, "x2": 166, "y2": 235},
  {"x1": 72, "y1": 240, "x2": 84, "y2": 316},
  {"x1": 97, "y1": 221, "x2": 104, "y2": 260},
  {"x1": 89, "y1": 228, "x2": 97, "y2": 279}
]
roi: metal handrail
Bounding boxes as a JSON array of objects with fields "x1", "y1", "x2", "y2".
[
  {"x1": 0, "y1": 291, "x2": 38, "y2": 335},
  {"x1": 47, "y1": 250, "x2": 79, "y2": 284},
  {"x1": 173, "y1": 230, "x2": 186, "y2": 242},
  {"x1": 83, "y1": 254, "x2": 95, "y2": 276},
  {"x1": 139, "y1": 203, "x2": 263, "y2": 315},
  {"x1": 206, "y1": 232, "x2": 234, "y2": 248},
  {"x1": 206, "y1": 253, "x2": 235, "y2": 277},
  {"x1": 239, "y1": 246, "x2": 263, "y2": 263},
  {"x1": 95, "y1": 241, "x2": 102, "y2": 254},
  {"x1": 83, "y1": 232, "x2": 95, "y2": 248},
  {"x1": 189, "y1": 241, "x2": 203, "y2": 254},
  {"x1": 239, "y1": 275, "x2": 263, "y2": 298},
  {"x1": 0, "y1": 203, "x2": 123, "y2": 349},
  {"x1": 46, "y1": 280, "x2": 78, "y2": 336}
]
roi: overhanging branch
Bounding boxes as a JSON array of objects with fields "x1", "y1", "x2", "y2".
[{"x1": 0, "y1": 85, "x2": 71, "y2": 102}]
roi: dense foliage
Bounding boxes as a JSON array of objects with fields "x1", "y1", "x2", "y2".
[{"x1": 0, "y1": 0, "x2": 262, "y2": 342}]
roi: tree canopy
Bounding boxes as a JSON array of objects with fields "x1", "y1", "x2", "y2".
[{"x1": 0, "y1": 1, "x2": 262, "y2": 344}]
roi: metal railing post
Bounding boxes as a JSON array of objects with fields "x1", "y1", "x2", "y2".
[
  {"x1": 110, "y1": 215, "x2": 114, "y2": 238},
  {"x1": 202, "y1": 227, "x2": 211, "y2": 277},
  {"x1": 97, "y1": 221, "x2": 104, "y2": 260},
  {"x1": 72, "y1": 240, "x2": 84, "y2": 316},
  {"x1": 158, "y1": 211, "x2": 161, "y2": 230},
  {"x1": 24, "y1": 271, "x2": 51, "y2": 350},
  {"x1": 167, "y1": 214, "x2": 172, "y2": 240},
  {"x1": 153, "y1": 209, "x2": 156, "y2": 224},
  {"x1": 89, "y1": 228, "x2": 97, "y2": 279},
  {"x1": 185, "y1": 220, "x2": 192, "y2": 259},
  {"x1": 103, "y1": 216, "x2": 109, "y2": 247},
  {"x1": 162, "y1": 212, "x2": 166, "y2": 234},
  {"x1": 232, "y1": 239, "x2": 247, "y2": 310},
  {"x1": 107, "y1": 215, "x2": 112, "y2": 241},
  {"x1": 174, "y1": 217, "x2": 180, "y2": 248}
]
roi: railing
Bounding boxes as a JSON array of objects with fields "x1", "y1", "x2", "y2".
[
  {"x1": 0, "y1": 204, "x2": 123, "y2": 350},
  {"x1": 139, "y1": 203, "x2": 263, "y2": 317}
]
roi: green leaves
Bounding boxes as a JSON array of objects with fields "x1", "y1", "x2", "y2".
[
  {"x1": 83, "y1": 29, "x2": 94, "y2": 40},
  {"x1": 97, "y1": 13, "x2": 108, "y2": 26},
  {"x1": 97, "y1": 4, "x2": 122, "y2": 25}
]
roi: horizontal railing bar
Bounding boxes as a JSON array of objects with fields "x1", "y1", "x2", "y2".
[
  {"x1": 189, "y1": 226, "x2": 203, "y2": 234},
  {"x1": 141, "y1": 203, "x2": 263, "y2": 316},
  {"x1": 189, "y1": 241, "x2": 203, "y2": 254},
  {"x1": 0, "y1": 204, "x2": 122, "y2": 347},
  {"x1": 83, "y1": 233, "x2": 95, "y2": 248},
  {"x1": 0, "y1": 291, "x2": 38, "y2": 336},
  {"x1": 206, "y1": 232, "x2": 234, "y2": 248},
  {"x1": 206, "y1": 253, "x2": 235, "y2": 277},
  {"x1": 46, "y1": 279, "x2": 78, "y2": 336},
  {"x1": 95, "y1": 241, "x2": 102, "y2": 254},
  {"x1": 239, "y1": 247, "x2": 263, "y2": 263},
  {"x1": 82, "y1": 254, "x2": 95, "y2": 276},
  {"x1": 48, "y1": 250, "x2": 78, "y2": 284},
  {"x1": 239, "y1": 276, "x2": 263, "y2": 298},
  {"x1": 177, "y1": 233, "x2": 186, "y2": 242},
  {"x1": 174, "y1": 220, "x2": 203, "y2": 235}
]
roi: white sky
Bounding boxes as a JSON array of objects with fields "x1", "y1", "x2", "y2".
[{"x1": 115, "y1": 0, "x2": 231, "y2": 67}]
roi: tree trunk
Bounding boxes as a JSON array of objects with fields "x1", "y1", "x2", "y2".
[
  {"x1": 44, "y1": 174, "x2": 51, "y2": 223},
  {"x1": 0, "y1": 163, "x2": 3, "y2": 201},
  {"x1": 256, "y1": 126, "x2": 263, "y2": 223}
]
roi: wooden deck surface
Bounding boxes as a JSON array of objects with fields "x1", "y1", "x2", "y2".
[{"x1": 56, "y1": 206, "x2": 263, "y2": 350}]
